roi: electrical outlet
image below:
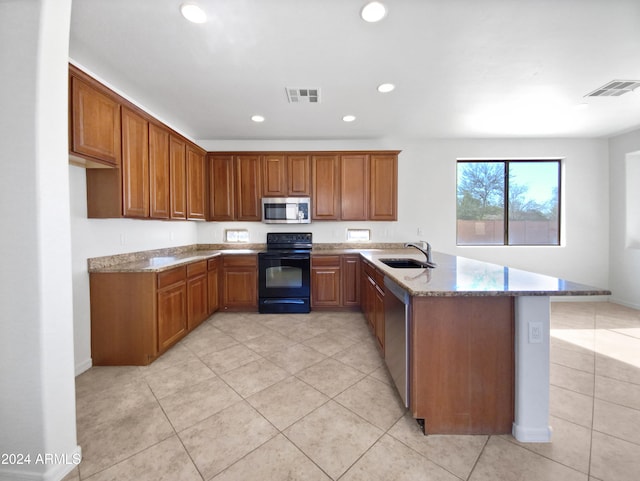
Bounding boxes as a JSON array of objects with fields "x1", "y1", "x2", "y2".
[
  {"x1": 417, "y1": 227, "x2": 423, "y2": 235},
  {"x1": 528, "y1": 321, "x2": 543, "y2": 344}
]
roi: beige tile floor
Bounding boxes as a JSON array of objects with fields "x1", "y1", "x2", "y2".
[{"x1": 64, "y1": 302, "x2": 640, "y2": 481}]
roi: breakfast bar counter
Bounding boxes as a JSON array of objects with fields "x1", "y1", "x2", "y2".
[{"x1": 359, "y1": 249, "x2": 610, "y2": 442}]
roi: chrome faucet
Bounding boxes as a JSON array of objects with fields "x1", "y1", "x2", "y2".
[{"x1": 404, "y1": 241, "x2": 437, "y2": 267}]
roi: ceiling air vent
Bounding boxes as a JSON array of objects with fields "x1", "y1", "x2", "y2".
[
  {"x1": 585, "y1": 80, "x2": 640, "y2": 97},
  {"x1": 286, "y1": 88, "x2": 320, "y2": 103}
]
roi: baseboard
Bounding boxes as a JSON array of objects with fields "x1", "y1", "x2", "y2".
[
  {"x1": 609, "y1": 296, "x2": 640, "y2": 311},
  {"x1": 512, "y1": 423, "x2": 553, "y2": 443},
  {"x1": 75, "y1": 358, "x2": 92, "y2": 376},
  {"x1": 0, "y1": 445, "x2": 81, "y2": 481}
]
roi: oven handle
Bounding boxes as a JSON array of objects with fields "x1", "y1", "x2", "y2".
[
  {"x1": 262, "y1": 299, "x2": 306, "y2": 305},
  {"x1": 259, "y1": 253, "x2": 310, "y2": 260}
]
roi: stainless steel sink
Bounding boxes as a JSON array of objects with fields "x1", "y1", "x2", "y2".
[{"x1": 380, "y1": 258, "x2": 434, "y2": 269}]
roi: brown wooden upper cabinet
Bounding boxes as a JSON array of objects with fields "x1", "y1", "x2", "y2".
[
  {"x1": 209, "y1": 153, "x2": 261, "y2": 221},
  {"x1": 186, "y1": 144, "x2": 207, "y2": 220},
  {"x1": 262, "y1": 154, "x2": 311, "y2": 197},
  {"x1": 311, "y1": 152, "x2": 398, "y2": 221},
  {"x1": 312, "y1": 154, "x2": 341, "y2": 220},
  {"x1": 262, "y1": 154, "x2": 287, "y2": 197},
  {"x1": 169, "y1": 135, "x2": 187, "y2": 220},
  {"x1": 208, "y1": 154, "x2": 235, "y2": 221},
  {"x1": 69, "y1": 66, "x2": 121, "y2": 167},
  {"x1": 341, "y1": 154, "x2": 369, "y2": 220},
  {"x1": 149, "y1": 123, "x2": 170, "y2": 219},
  {"x1": 370, "y1": 153, "x2": 398, "y2": 220},
  {"x1": 74, "y1": 65, "x2": 206, "y2": 220},
  {"x1": 121, "y1": 107, "x2": 150, "y2": 218},
  {"x1": 235, "y1": 154, "x2": 262, "y2": 220}
]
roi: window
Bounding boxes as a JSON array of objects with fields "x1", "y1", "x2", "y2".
[
  {"x1": 346, "y1": 228, "x2": 371, "y2": 242},
  {"x1": 224, "y1": 229, "x2": 250, "y2": 243},
  {"x1": 456, "y1": 160, "x2": 560, "y2": 246}
]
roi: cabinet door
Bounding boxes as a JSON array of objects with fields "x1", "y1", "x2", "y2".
[
  {"x1": 311, "y1": 267, "x2": 341, "y2": 307},
  {"x1": 209, "y1": 154, "x2": 235, "y2": 221},
  {"x1": 370, "y1": 153, "x2": 398, "y2": 220},
  {"x1": 311, "y1": 256, "x2": 341, "y2": 307},
  {"x1": 236, "y1": 154, "x2": 262, "y2": 220},
  {"x1": 373, "y1": 284, "x2": 385, "y2": 353},
  {"x1": 186, "y1": 144, "x2": 207, "y2": 220},
  {"x1": 342, "y1": 255, "x2": 361, "y2": 306},
  {"x1": 262, "y1": 154, "x2": 287, "y2": 197},
  {"x1": 341, "y1": 154, "x2": 369, "y2": 220},
  {"x1": 222, "y1": 269, "x2": 257, "y2": 309},
  {"x1": 207, "y1": 260, "x2": 219, "y2": 315},
  {"x1": 365, "y1": 275, "x2": 376, "y2": 331},
  {"x1": 121, "y1": 107, "x2": 149, "y2": 218},
  {"x1": 149, "y1": 123, "x2": 170, "y2": 219},
  {"x1": 312, "y1": 154, "x2": 340, "y2": 220},
  {"x1": 287, "y1": 154, "x2": 311, "y2": 196},
  {"x1": 70, "y1": 75, "x2": 121, "y2": 166},
  {"x1": 157, "y1": 282, "x2": 187, "y2": 353},
  {"x1": 187, "y1": 274, "x2": 208, "y2": 330},
  {"x1": 169, "y1": 135, "x2": 187, "y2": 219}
]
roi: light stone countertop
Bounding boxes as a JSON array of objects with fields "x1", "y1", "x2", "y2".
[
  {"x1": 360, "y1": 249, "x2": 611, "y2": 297},
  {"x1": 88, "y1": 249, "x2": 259, "y2": 273},
  {"x1": 88, "y1": 244, "x2": 610, "y2": 297}
]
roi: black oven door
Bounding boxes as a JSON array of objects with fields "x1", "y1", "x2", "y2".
[{"x1": 258, "y1": 251, "x2": 310, "y2": 313}]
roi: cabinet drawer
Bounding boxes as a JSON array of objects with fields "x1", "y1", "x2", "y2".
[
  {"x1": 312, "y1": 255, "x2": 341, "y2": 267},
  {"x1": 187, "y1": 260, "x2": 207, "y2": 277},
  {"x1": 363, "y1": 260, "x2": 376, "y2": 277},
  {"x1": 157, "y1": 266, "x2": 186, "y2": 289},
  {"x1": 207, "y1": 257, "x2": 220, "y2": 270},
  {"x1": 223, "y1": 254, "x2": 257, "y2": 267}
]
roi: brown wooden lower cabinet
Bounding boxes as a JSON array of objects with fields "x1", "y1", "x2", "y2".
[
  {"x1": 207, "y1": 256, "x2": 220, "y2": 314},
  {"x1": 221, "y1": 254, "x2": 257, "y2": 311},
  {"x1": 311, "y1": 255, "x2": 341, "y2": 308},
  {"x1": 311, "y1": 254, "x2": 363, "y2": 310},
  {"x1": 341, "y1": 255, "x2": 361, "y2": 307},
  {"x1": 410, "y1": 296, "x2": 515, "y2": 435},
  {"x1": 360, "y1": 258, "x2": 385, "y2": 352},
  {"x1": 90, "y1": 259, "x2": 212, "y2": 366},
  {"x1": 157, "y1": 268, "x2": 188, "y2": 353},
  {"x1": 186, "y1": 260, "x2": 208, "y2": 329}
]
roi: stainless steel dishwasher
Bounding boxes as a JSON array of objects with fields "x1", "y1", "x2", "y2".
[{"x1": 384, "y1": 276, "x2": 410, "y2": 408}]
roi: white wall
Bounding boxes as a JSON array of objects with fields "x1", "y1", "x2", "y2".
[
  {"x1": 198, "y1": 137, "x2": 610, "y2": 289},
  {"x1": 0, "y1": 1, "x2": 79, "y2": 480},
  {"x1": 69, "y1": 166, "x2": 198, "y2": 373},
  {"x1": 608, "y1": 127, "x2": 640, "y2": 308}
]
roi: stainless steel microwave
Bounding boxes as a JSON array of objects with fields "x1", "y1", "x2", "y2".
[{"x1": 261, "y1": 197, "x2": 311, "y2": 224}]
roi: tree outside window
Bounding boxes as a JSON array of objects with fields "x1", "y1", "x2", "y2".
[{"x1": 456, "y1": 160, "x2": 560, "y2": 246}]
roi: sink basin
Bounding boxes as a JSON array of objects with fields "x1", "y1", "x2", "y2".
[{"x1": 380, "y1": 258, "x2": 434, "y2": 269}]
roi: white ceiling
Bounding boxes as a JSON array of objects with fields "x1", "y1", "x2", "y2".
[{"x1": 69, "y1": 0, "x2": 640, "y2": 141}]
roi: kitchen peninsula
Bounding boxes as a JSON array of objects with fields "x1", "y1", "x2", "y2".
[{"x1": 88, "y1": 245, "x2": 610, "y2": 443}]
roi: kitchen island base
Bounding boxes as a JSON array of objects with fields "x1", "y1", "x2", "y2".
[
  {"x1": 408, "y1": 294, "x2": 553, "y2": 442},
  {"x1": 410, "y1": 296, "x2": 515, "y2": 435}
]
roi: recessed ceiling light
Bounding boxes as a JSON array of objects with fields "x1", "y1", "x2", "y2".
[
  {"x1": 342, "y1": 115, "x2": 356, "y2": 122},
  {"x1": 377, "y1": 83, "x2": 395, "y2": 93},
  {"x1": 251, "y1": 115, "x2": 265, "y2": 123},
  {"x1": 180, "y1": 3, "x2": 207, "y2": 23},
  {"x1": 361, "y1": 2, "x2": 387, "y2": 22}
]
